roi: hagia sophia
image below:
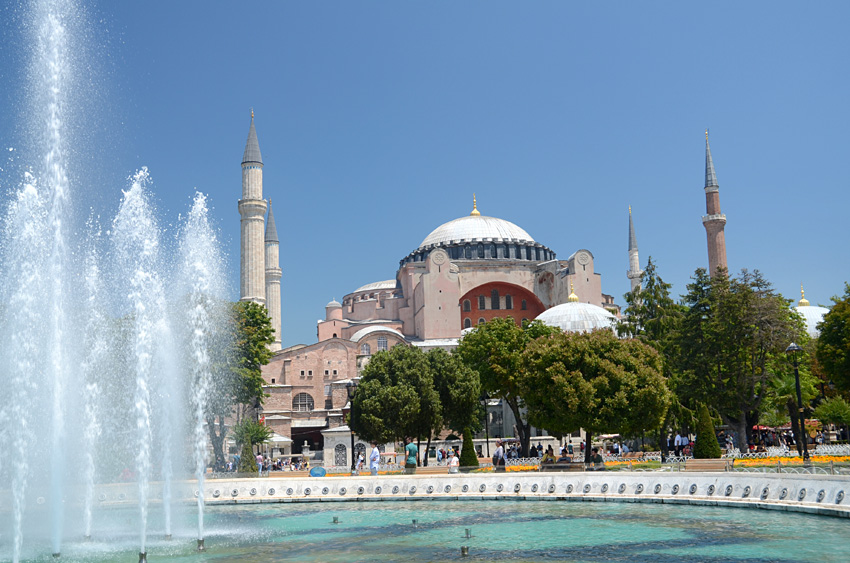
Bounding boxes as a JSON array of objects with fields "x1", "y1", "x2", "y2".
[{"x1": 238, "y1": 114, "x2": 828, "y2": 463}]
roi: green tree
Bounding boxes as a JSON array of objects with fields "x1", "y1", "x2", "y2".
[
  {"x1": 459, "y1": 427, "x2": 479, "y2": 467},
  {"x1": 817, "y1": 283, "x2": 850, "y2": 391},
  {"x1": 671, "y1": 269, "x2": 805, "y2": 450},
  {"x1": 429, "y1": 348, "x2": 481, "y2": 434},
  {"x1": 237, "y1": 442, "x2": 258, "y2": 473},
  {"x1": 521, "y1": 330, "x2": 671, "y2": 464},
  {"x1": 618, "y1": 257, "x2": 684, "y2": 345},
  {"x1": 693, "y1": 403, "x2": 722, "y2": 459},
  {"x1": 455, "y1": 318, "x2": 559, "y2": 457},
  {"x1": 761, "y1": 361, "x2": 818, "y2": 456},
  {"x1": 350, "y1": 345, "x2": 441, "y2": 463},
  {"x1": 813, "y1": 397, "x2": 850, "y2": 442},
  {"x1": 205, "y1": 301, "x2": 274, "y2": 470},
  {"x1": 232, "y1": 419, "x2": 273, "y2": 452},
  {"x1": 618, "y1": 257, "x2": 685, "y2": 458},
  {"x1": 232, "y1": 301, "x2": 274, "y2": 417}
]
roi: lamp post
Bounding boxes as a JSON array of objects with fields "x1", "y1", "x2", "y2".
[
  {"x1": 785, "y1": 343, "x2": 810, "y2": 463},
  {"x1": 481, "y1": 392, "x2": 491, "y2": 458},
  {"x1": 346, "y1": 380, "x2": 358, "y2": 473}
]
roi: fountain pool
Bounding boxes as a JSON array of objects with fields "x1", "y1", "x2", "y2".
[{"x1": 7, "y1": 500, "x2": 850, "y2": 562}]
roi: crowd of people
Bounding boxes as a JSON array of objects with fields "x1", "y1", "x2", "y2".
[{"x1": 224, "y1": 452, "x2": 310, "y2": 473}]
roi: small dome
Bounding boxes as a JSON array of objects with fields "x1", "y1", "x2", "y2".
[
  {"x1": 354, "y1": 280, "x2": 397, "y2": 293},
  {"x1": 535, "y1": 302, "x2": 617, "y2": 333},
  {"x1": 794, "y1": 305, "x2": 830, "y2": 338},
  {"x1": 326, "y1": 299, "x2": 341, "y2": 308},
  {"x1": 419, "y1": 215, "x2": 534, "y2": 249}
]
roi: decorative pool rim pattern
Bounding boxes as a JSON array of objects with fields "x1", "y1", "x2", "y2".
[{"x1": 90, "y1": 472, "x2": 850, "y2": 519}]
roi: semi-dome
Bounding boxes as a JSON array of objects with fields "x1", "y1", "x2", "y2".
[
  {"x1": 354, "y1": 280, "x2": 397, "y2": 293},
  {"x1": 419, "y1": 215, "x2": 534, "y2": 250},
  {"x1": 535, "y1": 302, "x2": 617, "y2": 333}
]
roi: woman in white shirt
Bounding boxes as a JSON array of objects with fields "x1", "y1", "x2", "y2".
[{"x1": 448, "y1": 451, "x2": 460, "y2": 473}]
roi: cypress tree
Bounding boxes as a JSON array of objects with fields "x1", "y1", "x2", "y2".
[
  {"x1": 238, "y1": 441, "x2": 258, "y2": 473},
  {"x1": 693, "y1": 403, "x2": 722, "y2": 459},
  {"x1": 459, "y1": 427, "x2": 479, "y2": 467}
]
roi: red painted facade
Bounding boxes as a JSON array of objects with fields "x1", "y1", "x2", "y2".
[{"x1": 459, "y1": 282, "x2": 545, "y2": 329}]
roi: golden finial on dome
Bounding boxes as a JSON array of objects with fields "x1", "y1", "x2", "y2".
[
  {"x1": 629, "y1": 204, "x2": 632, "y2": 215},
  {"x1": 798, "y1": 283, "x2": 810, "y2": 307},
  {"x1": 251, "y1": 108, "x2": 254, "y2": 120},
  {"x1": 705, "y1": 128, "x2": 709, "y2": 140},
  {"x1": 470, "y1": 193, "x2": 481, "y2": 216},
  {"x1": 568, "y1": 280, "x2": 579, "y2": 302}
]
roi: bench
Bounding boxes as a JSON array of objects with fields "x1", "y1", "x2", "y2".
[{"x1": 683, "y1": 458, "x2": 733, "y2": 472}]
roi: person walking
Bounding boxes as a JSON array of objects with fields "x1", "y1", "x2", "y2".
[
  {"x1": 492, "y1": 439, "x2": 505, "y2": 471},
  {"x1": 404, "y1": 437, "x2": 418, "y2": 474},
  {"x1": 369, "y1": 440, "x2": 381, "y2": 476}
]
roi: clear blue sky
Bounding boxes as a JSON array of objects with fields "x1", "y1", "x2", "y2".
[{"x1": 1, "y1": 1, "x2": 848, "y2": 347}]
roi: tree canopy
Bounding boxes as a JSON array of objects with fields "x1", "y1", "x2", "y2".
[
  {"x1": 349, "y1": 344, "x2": 441, "y2": 446},
  {"x1": 428, "y1": 348, "x2": 481, "y2": 434},
  {"x1": 670, "y1": 269, "x2": 805, "y2": 449},
  {"x1": 521, "y1": 329, "x2": 671, "y2": 462},
  {"x1": 817, "y1": 282, "x2": 850, "y2": 392},
  {"x1": 455, "y1": 318, "x2": 559, "y2": 456}
]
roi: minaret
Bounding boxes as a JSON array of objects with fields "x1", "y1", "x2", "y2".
[
  {"x1": 702, "y1": 130, "x2": 728, "y2": 276},
  {"x1": 626, "y1": 205, "x2": 643, "y2": 293},
  {"x1": 265, "y1": 199, "x2": 282, "y2": 351},
  {"x1": 239, "y1": 109, "x2": 267, "y2": 304}
]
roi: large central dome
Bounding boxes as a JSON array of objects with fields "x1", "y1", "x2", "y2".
[{"x1": 418, "y1": 215, "x2": 534, "y2": 250}]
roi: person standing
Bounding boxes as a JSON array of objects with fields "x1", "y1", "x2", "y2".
[
  {"x1": 404, "y1": 437, "x2": 418, "y2": 474},
  {"x1": 448, "y1": 450, "x2": 460, "y2": 473},
  {"x1": 674, "y1": 432, "x2": 683, "y2": 456},
  {"x1": 493, "y1": 439, "x2": 505, "y2": 471},
  {"x1": 369, "y1": 440, "x2": 381, "y2": 476}
]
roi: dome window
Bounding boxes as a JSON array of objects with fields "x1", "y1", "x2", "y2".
[{"x1": 477, "y1": 244, "x2": 484, "y2": 258}]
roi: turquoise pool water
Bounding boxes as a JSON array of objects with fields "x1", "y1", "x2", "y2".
[{"x1": 12, "y1": 500, "x2": 850, "y2": 562}]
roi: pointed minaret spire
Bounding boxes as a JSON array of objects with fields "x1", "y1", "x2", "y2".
[
  {"x1": 701, "y1": 129, "x2": 728, "y2": 277},
  {"x1": 242, "y1": 109, "x2": 263, "y2": 165},
  {"x1": 265, "y1": 198, "x2": 279, "y2": 243},
  {"x1": 627, "y1": 205, "x2": 643, "y2": 292},
  {"x1": 705, "y1": 129, "x2": 718, "y2": 189}
]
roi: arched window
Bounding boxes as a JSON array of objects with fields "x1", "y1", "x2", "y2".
[
  {"x1": 293, "y1": 392, "x2": 314, "y2": 412},
  {"x1": 361, "y1": 343, "x2": 371, "y2": 355},
  {"x1": 464, "y1": 245, "x2": 472, "y2": 259},
  {"x1": 477, "y1": 244, "x2": 484, "y2": 258},
  {"x1": 521, "y1": 299, "x2": 527, "y2": 311},
  {"x1": 354, "y1": 442, "x2": 367, "y2": 461},
  {"x1": 478, "y1": 318, "x2": 485, "y2": 325},
  {"x1": 464, "y1": 318, "x2": 472, "y2": 329},
  {"x1": 334, "y1": 444, "x2": 347, "y2": 466},
  {"x1": 505, "y1": 295, "x2": 513, "y2": 310},
  {"x1": 478, "y1": 295, "x2": 486, "y2": 310},
  {"x1": 463, "y1": 299, "x2": 471, "y2": 312},
  {"x1": 491, "y1": 289, "x2": 500, "y2": 310},
  {"x1": 489, "y1": 244, "x2": 496, "y2": 258},
  {"x1": 377, "y1": 336, "x2": 388, "y2": 351}
]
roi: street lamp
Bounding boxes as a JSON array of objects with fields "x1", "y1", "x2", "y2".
[
  {"x1": 346, "y1": 380, "x2": 358, "y2": 473},
  {"x1": 481, "y1": 392, "x2": 491, "y2": 457},
  {"x1": 785, "y1": 342, "x2": 810, "y2": 463}
]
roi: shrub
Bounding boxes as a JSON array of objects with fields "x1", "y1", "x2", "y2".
[
  {"x1": 693, "y1": 403, "x2": 722, "y2": 459},
  {"x1": 237, "y1": 442, "x2": 258, "y2": 473},
  {"x1": 459, "y1": 427, "x2": 479, "y2": 467}
]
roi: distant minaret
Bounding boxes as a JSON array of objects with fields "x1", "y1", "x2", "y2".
[
  {"x1": 702, "y1": 130, "x2": 727, "y2": 276},
  {"x1": 265, "y1": 199, "x2": 282, "y2": 351},
  {"x1": 627, "y1": 205, "x2": 643, "y2": 293},
  {"x1": 239, "y1": 109, "x2": 267, "y2": 304}
]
